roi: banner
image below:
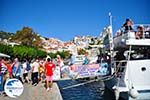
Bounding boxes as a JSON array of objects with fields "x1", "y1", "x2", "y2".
[
  {"x1": 53, "y1": 63, "x2": 110, "y2": 80},
  {"x1": 70, "y1": 64, "x2": 100, "y2": 78}
]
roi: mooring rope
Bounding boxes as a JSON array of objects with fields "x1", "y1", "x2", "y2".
[
  {"x1": 62, "y1": 74, "x2": 116, "y2": 90},
  {"x1": 62, "y1": 79, "x2": 96, "y2": 90}
]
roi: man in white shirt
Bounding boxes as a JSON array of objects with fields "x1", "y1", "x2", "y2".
[
  {"x1": 22, "y1": 59, "x2": 30, "y2": 83},
  {"x1": 31, "y1": 59, "x2": 40, "y2": 86}
]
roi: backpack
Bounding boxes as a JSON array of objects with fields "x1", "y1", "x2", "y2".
[
  {"x1": 26, "y1": 63, "x2": 31, "y2": 71},
  {"x1": 12, "y1": 63, "x2": 22, "y2": 77}
]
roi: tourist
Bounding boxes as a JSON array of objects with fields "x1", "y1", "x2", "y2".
[
  {"x1": 45, "y1": 58, "x2": 55, "y2": 91},
  {"x1": 122, "y1": 18, "x2": 134, "y2": 32},
  {"x1": 56, "y1": 55, "x2": 64, "y2": 67},
  {"x1": 97, "y1": 53, "x2": 110, "y2": 75},
  {"x1": 0, "y1": 58, "x2": 10, "y2": 96},
  {"x1": 56, "y1": 55, "x2": 64, "y2": 78},
  {"x1": 114, "y1": 51, "x2": 126, "y2": 66},
  {"x1": 0, "y1": 58, "x2": 8, "y2": 76},
  {"x1": 12, "y1": 58, "x2": 23, "y2": 83},
  {"x1": 105, "y1": 53, "x2": 111, "y2": 65},
  {"x1": 31, "y1": 59, "x2": 40, "y2": 86},
  {"x1": 6, "y1": 59, "x2": 13, "y2": 78},
  {"x1": 38, "y1": 59, "x2": 45, "y2": 82},
  {"x1": 0, "y1": 58, "x2": 7, "y2": 94},
  {"x1": 22, "y1": 59, "x2": 30, "y2": 83},
  {"x1": 96, "y1": 54, "x2": 101, "y2": 64},
  {"x1": 115, "y1": 29, "x2": 122, "y2": 37},
  {"x1": 83, "y1": 53, "x2": 89, "y2": 65},
  {"x1": 135, "y1": 25, "x2": 144, "y2": 39},
  {"x1": 68, "y1": 54, "x2": 74, "y2": 65}
]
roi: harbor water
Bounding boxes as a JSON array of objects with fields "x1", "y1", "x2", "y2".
[{"x1": 57, "y1": 79, "x2": 105, "y2": 100}]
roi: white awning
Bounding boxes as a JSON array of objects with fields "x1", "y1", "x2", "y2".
[
  {"x1": 126, "y1": 39, "x2": 150, "y2": 46},
  {"x1": 0, "y1": 53, "x2": 10, "y2": 58}
]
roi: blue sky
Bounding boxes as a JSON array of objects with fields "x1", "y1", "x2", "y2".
[{"x1": 0, "y1": 0, "x2": 150, "y2": 41}]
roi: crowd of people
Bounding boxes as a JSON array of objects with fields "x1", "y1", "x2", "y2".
[
  {"x1": 0, "y1": 52, "x2": 112, "y2": 96},
  {"x1": 0, "y1": 54, "x2": 64, "y2": 95}
]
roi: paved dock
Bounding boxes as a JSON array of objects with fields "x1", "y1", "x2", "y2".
[{"x1": 0, "y1": 82, "x2": 63, "y2": 100}]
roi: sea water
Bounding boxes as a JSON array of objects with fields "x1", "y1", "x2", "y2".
[{"x1": 57, "y1": 79, "x2": 105, "y2": 100}]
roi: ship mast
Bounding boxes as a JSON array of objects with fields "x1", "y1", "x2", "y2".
[{"x1": 108, "y1": 12, "x2": 114, "y2": 73}]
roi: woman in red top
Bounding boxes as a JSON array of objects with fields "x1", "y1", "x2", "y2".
[
  {"x1": 45, "y1": 58, "x2": 55, "y2": 91},
  {"x1": 6, "y1": 60, "x2": 13, "y2": 78}
]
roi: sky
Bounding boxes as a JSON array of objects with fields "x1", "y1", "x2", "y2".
[{"x1": 0, "y1": 0, "x2": 150, "y2": 41}]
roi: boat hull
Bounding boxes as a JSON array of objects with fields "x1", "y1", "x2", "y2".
[
  {"x1": 104, "y1": 77, "x2": 128, "y2": 100},
  {"x1": 129, "y1": 90, "x2": 150, "y2": 100},
  {"x1": 104, "y1": 77, "x2": 150, "y2": 100}
]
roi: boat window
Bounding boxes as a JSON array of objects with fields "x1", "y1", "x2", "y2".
[
  {"x1": 141, "y1": 67, "x2": 146, "y2": 72},
  {"x1": 130, "y1": 47, "x2": 150, "y2": 60},
  {"x1": 130, "y1": 53, "x2": 144, "y2": 60}
]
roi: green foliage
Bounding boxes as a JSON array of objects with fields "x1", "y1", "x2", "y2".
[
  {"x1": 0, "y1": 44, "x2": 46, "y2": 59},
  {"x1": 0, "y1": 44, "x2": 12, "y2": 56},
  {"x1": 36, "y1": 49, "x2": 47, "y2": 58},
  {"x1": 62, "y1": 51, "x2": 71, "y2": 59},
  {"x1": 56, "y1": 51, "x2": 65, "y2": 59},
  {"x1": 49, "y1": 51, "x2": 71, "y2": 59},
  {"x1": 49, "y1": 52, "x2": 56, "y2": 58},
  {"x1": 10, "y1": 27, "x2": 42, "y2": 48},
  {"x1": 0, "y1": 31, "x2": 14, "y2": 39},
  {"x1": 77, "y1": 48, "x2": 87, "y2": 55}
]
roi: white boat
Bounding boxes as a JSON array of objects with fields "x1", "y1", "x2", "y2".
[{"x1": 104, "y1": 24, "x2": 150, "y2": 100}]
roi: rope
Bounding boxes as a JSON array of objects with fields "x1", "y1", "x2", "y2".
[
  {"x1": 62, "y1": 69, "x2": 120, "y2": 90},
  {"x1": 62, "y1": 74, "x2": 117, "y2": 90},
  {"x1": 62, "y1": 79, "x2": 96, "y2": 90}
]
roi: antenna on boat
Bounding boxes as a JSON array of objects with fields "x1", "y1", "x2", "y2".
[
  {"x1": 109, "y1": 12, "x2": 112, "y2": 30},
  {"x1": 108, "y1": 12, "x2": 114, "y2": 74}
]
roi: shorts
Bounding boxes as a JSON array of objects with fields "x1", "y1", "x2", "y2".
[
  {"x1": 46, "y1": 76, "x2": 53, "y2": 82},
  {"x1": 23, "y1": 73, "x2": 28, "y2": 79}
]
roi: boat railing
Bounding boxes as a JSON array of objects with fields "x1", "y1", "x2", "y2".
[
  {"x1": 115, "y1": 24, "x2": 150, "y2": 40},
  {"x1": 113, "y1": 60, "x2": 127, "y2": 77},
  {"x1": 114, "y1": 24, "x2": 150, "y2": 48}
]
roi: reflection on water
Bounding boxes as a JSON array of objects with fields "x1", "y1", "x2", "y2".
[{"x1": 57, "y1": 79, "x2": 105, "y2": 100}]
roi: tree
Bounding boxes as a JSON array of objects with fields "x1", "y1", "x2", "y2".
[
  {"x1": 0, "y1": 44, "x2": 46, "y2": 60},
  {"x1": 49, "y1": 52, "x2": 56, "y2": 59},
  {"x1": 0, "y1": 31, "x2": 14, "y2": 40},
  {"x1": 11, "y1": 45, "x2": 46, "y2": 59},
  {"x1": 0, "y1": 44, "x2": 12, "y2": 56},
  {"x1": 77, "y1": 48, "x2": 87, "y2": 55},
  {"x1": 49, "y1": 51, "x2": 71, "y2": 59},
  {"x1": 11, "y1": 27, "x2": 42, "y2": 48},
  {"x1": 37, "y1": 49, "x2": 47, "y2": 58},
  {"x1": 63, "y1": 51, "x2": 71, "y2": 59}
]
